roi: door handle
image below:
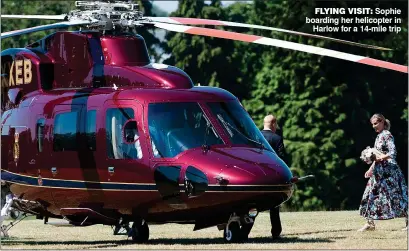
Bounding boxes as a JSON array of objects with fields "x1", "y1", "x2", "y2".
[
  {"x1": 51, "y1": 167, "x2": 57, "y2": 175},
  {"x1": 108, "y1": 166, "x2": 114, "y2": 174}
]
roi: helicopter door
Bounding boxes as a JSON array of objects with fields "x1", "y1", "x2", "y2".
[
  {"x1": 49, "y1": 105, "x2": 84, "y2": 207},
  {"x1": 30, "y1": 115, "x2": 48, "y2": 179},
  {"x1": 101, "y1": 100, "x2": 150, "y2": 184},
  {"x1": 50, "y1": 104, "x2": 83, "y2": 176}
]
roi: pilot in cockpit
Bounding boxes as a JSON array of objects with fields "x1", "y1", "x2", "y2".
[{"x1": 123, "y1": 121, "x2": 142, "y2": 159}]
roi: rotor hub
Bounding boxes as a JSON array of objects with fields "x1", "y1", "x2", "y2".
[{"x1": 66, "y1": 1, "x2": 145, "y2": 32}]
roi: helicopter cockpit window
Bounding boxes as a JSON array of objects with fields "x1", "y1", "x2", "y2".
[
  {"x1": 53, "y1": 112, "x2": 78, "y2": 151},
  {"x1": 106, "y1": 108, "x2": 142, "y2": 160},
  {"x1": 207, "y1": 101, "x2": 273, "y2": 152},
  {"x1": 148, "y1": 102, "x2": 223, "y2": 158}
]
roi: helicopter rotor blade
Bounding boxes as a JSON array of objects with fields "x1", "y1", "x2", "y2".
[
  {"x1": 1, "y1": 14, "x2": 68, "y2": 20},
  {"x1": 1, "y1": 20, "x2": 91, "y2": 39},
  {"x1": 146, "y1": 17, "x2": 391, "y2": 51},
  {"x1": 152, "y1": 22, "x2": 407, "y2": 73}
]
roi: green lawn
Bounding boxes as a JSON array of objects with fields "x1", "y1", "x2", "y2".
[{"x1": 1, "y1": 211, "x2": 407, "y2": 249}]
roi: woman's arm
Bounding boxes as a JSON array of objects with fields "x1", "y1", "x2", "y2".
[
  {"x1": 376, "y1": 153, "x2": 390, "y2": 161},
  {"x1": 365, "y1": 162, "x2": 375, "y2": 178}
]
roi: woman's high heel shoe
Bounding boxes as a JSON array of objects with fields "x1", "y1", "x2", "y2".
[
  {"x1": 357, "y1": 223, "x2": 375, "y2": 232},
  {"x1": 402, "y1": 218, "x2": 408, "y2": 231}
]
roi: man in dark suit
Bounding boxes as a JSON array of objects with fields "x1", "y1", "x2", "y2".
[
  {"x1": 261, "y1": 114, "x2": 286, "y2": 239},
  {"x1": 262, "y1": 115, "x2": 285, "y2": 160}
]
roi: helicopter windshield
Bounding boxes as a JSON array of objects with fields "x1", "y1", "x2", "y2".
[
  {"x1": 207, "y1": 101, "x2": 273, "y2": 152},
  {"x1": 148, "y1": 102, "x2": 223, "y2": 158}
]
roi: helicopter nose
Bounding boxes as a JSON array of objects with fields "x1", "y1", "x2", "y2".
[
  {"x1": 216, "y1": 159, "x2": 292, "y2": 186},
  {"x1": 178, "y1": 147, "x2": 293, "y2": 187},
  {"x1": 259, "y1": 161, "x2": 293, "y2": 184}
]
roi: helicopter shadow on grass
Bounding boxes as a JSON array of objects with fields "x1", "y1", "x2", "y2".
[
  {"x1": 0, "y1": 235, "x2": 336, "y2": 248},
  {"x1": 0, "y1": 239, "x2": 130, "y2": 247},
  {"x1": 284, "y1": 228, "x2": 356, "y2": 236},
  {"x1": 148, "y1": 235, "x2": 337, "y2": 245}
]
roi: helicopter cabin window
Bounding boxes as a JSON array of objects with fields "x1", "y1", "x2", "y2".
[
  {"x1": 106, "y1": 108, "x2": 142, "y2": 160},
  {"x1": 86, "y1": 110, "x2": 96, "y2": 151},
  {"x1": 53, "y1": 112, "x2": 78, "y2": 151},
  {"x1": 36, "y1": 118, "x2": 45, "y2": 152}
]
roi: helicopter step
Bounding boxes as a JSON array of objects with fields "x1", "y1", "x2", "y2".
[{"x1": 60, "y1": 208, "x2": 118, "y2": 226}]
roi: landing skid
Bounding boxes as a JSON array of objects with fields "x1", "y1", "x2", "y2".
[
  {"x1": 0, "y1": 194, "x2": 30, "y2": 238},
  {"x1": 1, "y1": 212, "x2": 30, "y2": 238}
]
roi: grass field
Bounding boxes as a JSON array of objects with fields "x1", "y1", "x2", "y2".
[{"x1": 0, "y1": 210, "x2": 407, "y2": 250}]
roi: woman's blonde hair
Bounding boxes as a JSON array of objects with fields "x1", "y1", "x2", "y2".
[{"x1": 370, "y1": 113, "x2": 391, "y2": 130}]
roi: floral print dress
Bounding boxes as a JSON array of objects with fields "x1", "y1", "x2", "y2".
[{"x1": 359, "y1": 130, "x2": 408, "y2": 220}]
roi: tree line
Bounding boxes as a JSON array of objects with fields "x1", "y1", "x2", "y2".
[{"x1": 1, "y1": 0, "x2": 407, "y2": 211}]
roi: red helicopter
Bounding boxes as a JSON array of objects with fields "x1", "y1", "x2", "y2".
[{"x1": 0, "y1": 0, "x2": 407, "y2": 243}]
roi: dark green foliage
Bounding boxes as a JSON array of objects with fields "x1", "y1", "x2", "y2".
[
  {"x1": 1, "y1": 0, "x2": 407, "y2": 211},
  {"x1": 164, "y1": 0, "x2": 408, "y2": 211},
  {"x1": 163, "y1": 0, "x2": 260, "y2": 99},
  {"x1": 1, "y1": 1, "x2": 75, "y2": 49}
]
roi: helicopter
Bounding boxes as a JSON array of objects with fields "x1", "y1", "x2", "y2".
[{"x1": 0, "y1": 0, "x2": 407, "y2": 243}]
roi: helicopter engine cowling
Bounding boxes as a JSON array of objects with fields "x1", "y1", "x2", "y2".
[{"x1": 24, "y1": 31, "x2": 192, "y2": 91}]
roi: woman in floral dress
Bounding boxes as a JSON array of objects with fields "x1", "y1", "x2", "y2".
[{"x1": 358, "y1": 113, "x2": 408, "y2": 231}]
